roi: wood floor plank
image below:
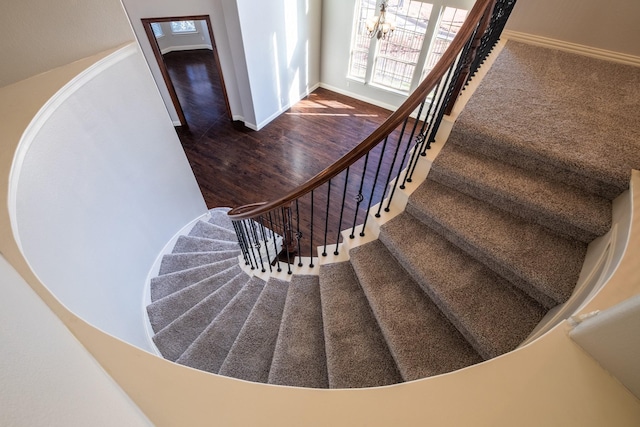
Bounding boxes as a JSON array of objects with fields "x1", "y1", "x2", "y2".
[{"x1": 165, "y1": 50, "x2": 414, "y2": 255}]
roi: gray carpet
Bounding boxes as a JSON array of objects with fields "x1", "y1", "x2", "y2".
[
  {"x1": 219, "y1": 278, "x2": 289, "y2": 382},
  {"x1": 320, "y1": 262, "x2": 402, "y2": 388},
  {"x1": 146, "y1": 42, "x2": 638, "y2": 388},
  {"x1": 449, "y1": 41, "x2": 640, "y2": 199},
  {"x1": 268, "y1": 275, "x2": 329, "y2": 388}
]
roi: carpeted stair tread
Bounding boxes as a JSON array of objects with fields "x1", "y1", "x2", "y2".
[
  {"x1": 407, "y1": 179, "x2": 586, "y2": 307},
  {"x1": 350, "y1": 241, "x2": 483, "y2": 380},
  {"x1": 150, "y1": 258, "x2": 239, "y2": 301},
  {"x1": 176, "y1": 277, "x2": 265, "y2": 373},
  {"x1": 152, "y1": 275, "x2": 248, "y2": 361},
  {"x1": 380, "y1": 213, "x2": 546, "y2": 360},
  {"x1": 147, "y1": 266, "x2": 246, "y2": 333},
  {"x1": 319, "y1": 262, "x2": 403, "y2": 388},
  {"x1": 208, "y1": 207, "x2": 234, "y2": 231},
  {"x1": 219, "y1": 278, "x2": 289, "y2": 383},
  {"x1": 172, "y1": 235, "x2": 240, "y2": 253},
  {"x1": 429, "y1": 142, "x2": 612, "y2": 242},
  {"x1": 158, "y1": 250, "x2": 241, "y2": 275},
  {"x1": 450, "y1": 41, "x2": 640, "y2": 199},
  {"x1": 268, "y1": 275, "x2": 329, "y2": 388},
  {"x1": 188, "y1": 220, "x2": 237, "y2": 242}
]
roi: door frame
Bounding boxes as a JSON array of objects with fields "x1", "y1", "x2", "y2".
[{"x1": 141, "y1": 15, "x2": 232, "y2": 127}]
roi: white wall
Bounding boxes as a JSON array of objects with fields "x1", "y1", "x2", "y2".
[
  {"x1": 10, "y1": 44, "x2": 207, "y2": 351},
  {"x1": 0, "y1": 255, "x2": 153, "y2": 427},
  {"x1": 121, "y1": 0, "x2": 321, "y2": 130},
  {"x1": 235, "y1": 0, "x2": 322, "y2": 129},
  {"x1": 120, "y1": 0, "x2": 254, "y2": 126},
  {"x1": 0, "y1": 0, "x2": 134, "y2": 88},
  {"x1": 156, "y1": 20, "x2": 213, "y2": 54},
  {"x1": 506, "y1": 0, "x2": 640, "y2": 57}
]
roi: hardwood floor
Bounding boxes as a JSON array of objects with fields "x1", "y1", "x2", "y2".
[{"x1": 164, "y1": 50, "x2": 412, "y2": 257}]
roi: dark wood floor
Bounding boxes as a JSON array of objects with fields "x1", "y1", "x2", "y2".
[
  {"x1": 164, "y1": 50, "x2": 407, "y2": 257},
  {"x1": 164, "y1": 50, "x2": 394, "y2": 208}
]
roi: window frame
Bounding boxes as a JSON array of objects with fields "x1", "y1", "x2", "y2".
[
  {"x1": 348, "y1": 0, "x2": 474, "y2": 95},
  {"x1": 151, "y1": 22, "x2": 164, "y2": 38},
  {"x1": 170, "y1": 20, "x2": 199, "y2": 35}
]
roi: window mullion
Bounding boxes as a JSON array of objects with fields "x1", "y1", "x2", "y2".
[
  {"x1": 363, "y1": 37, "x2": 378, "y2": 85},
  {"x1": 409, "y1": 5, "x2": 442, "y2": 92},
  {"x1": 363, "y1": 0, "x2": 384, "y2": 84}
]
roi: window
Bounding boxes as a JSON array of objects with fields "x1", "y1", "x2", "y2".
[
  {"x1": 170, "y1": 20, "x2": 197, "y2": 34},
  {"x1": 151, "y1": 22, "x2": 164, "y2": 38},
  {"x1": 349, "y1": 0, "x2": 471, "y2": 94}
]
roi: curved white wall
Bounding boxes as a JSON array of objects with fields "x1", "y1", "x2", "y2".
[
  {"x1": 10, "y1": 44, "x2": 207, "y2": 351},
  {"x1": 0, "y1": 0, "x2": 134, "y2": 88}
]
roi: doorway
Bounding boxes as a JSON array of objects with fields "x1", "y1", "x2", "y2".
[{"x1": 141, "y1": 15, "x2": 232, "y2": 127}]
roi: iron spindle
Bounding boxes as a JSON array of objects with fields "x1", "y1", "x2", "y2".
[
  {"x1": 423, "y1": 60, "x2": 458, "y2": 153},
  {"x1": 241, "y1": 220, "x2": 258, "y2": 270},
  {"x1": 387, "y1": 100, "x2": 427, "y2": 209},
  {"x1": 296, "y1": 200, "x2": 302, "y2": 267},
  {"x1": 334, "y1": 167, "x2": 350, "y2": 255},
  {"x1": 350, "y1": 152, "x2": 370, "y2": 239},
  {"x1": 361, "y1": 136, "x2": 390, "y2": 233},
  {"x1": 376, "y1": 116, "x2": 411, "y2": 216},
  {"x1": 309, "y1": 190, "x2": 315, "y2": 267},
  {"x1": 322, "y1": 180, "x2": 332, "y2": 256},
  {"x1": 232, "y1": 221, "x2": 250, "y2": 266},
  {"x1": 267, "y1": 212, "x2": 282, "y2": 273},
  {"x1": 282, "y1": 206, "x2": 293, "y2": 274},
  {"x1": 249, "y1": 218, "x2": 266, "y2": 273},
  {"x1": 258, "y1": 217, "x2": 273, "y2": 273}
]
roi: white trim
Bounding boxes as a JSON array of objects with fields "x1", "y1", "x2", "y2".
[
  {"x1": 253, "y1": 82, "x2": 322, "y2": 130},
  {"x1": 8, "y1": 43, "x2": 138, "y2": 254},
  {"x1": 318, "y1": 82, "x2": 396, "y2": 112},
  {"x1": 171, "y1": 120, "x2": 182, "y2": 126},
  {"x1": 160, "y1": 44, "x2": 213, "y2": 55},
  {"x1": 503, "y1": 30, "x2": 640, "y2": 67}
]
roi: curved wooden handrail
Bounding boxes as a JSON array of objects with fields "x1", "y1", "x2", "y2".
[{"x1": 228, "y1": 0, "x2": 493, "y2": 221}]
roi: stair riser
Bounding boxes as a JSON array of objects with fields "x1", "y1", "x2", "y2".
[
  {"x1": 428, "y1": 166, "x2": 600, "y2": 244},
  {"x1": 448, "y1": 130, "x2": 624, "y2": 200}
]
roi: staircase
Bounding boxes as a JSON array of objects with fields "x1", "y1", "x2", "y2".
[{"x1": 146, "y1": 41, "x2": 639, "y2": 388}]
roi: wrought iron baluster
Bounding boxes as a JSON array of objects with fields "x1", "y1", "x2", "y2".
[
  {"x1": 309, "y1": 190, "x2": 315, "y2": 268},
  {"x1": 430, "y1": 34, "x2": 477, "y2": 142},
  {"x1": 376, "y1": 117, "x2": 411, "y2": 217},
  {"x1": 421, "y1": 60, "x2": 457, "y2": 154},
  {"x1": 295, "y1": 199, "x2": 302, "y2": 267},
  {"x1": 232, "y1": 221, "x2": 250, "y2": 266},
  {"x1": 334, "y1": 167, "x2": 350, "y2": 255},
  {"x1": 282, "y1": 206, "x2": 293, "y2": 274},
  {"x1": 258, "y1": 216, "x2": 272, "y2": 273},
  {"x1": 385, "y1": 100, "x2": 427, "y2": 209},
  {"x1": 350, "y1": 153, "x2": 370, "y2": 239},
  {"x1": 322, "y1": 180, "x2": 332, "y2": 257},
  {"x1": 360, "y1": 136, "x2": 389, "y2": 236},
  {"x1": 240, "y1": 220, "x2": 259, "y2": 270},
  {"x1": 267, "y1": 212, "x2": 282, "y2": 273},
  {"x1": 249, "y1": 218, "x2": 266, "y2": 273}
]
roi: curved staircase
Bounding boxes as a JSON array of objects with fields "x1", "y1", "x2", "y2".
[{"x1": 146, "y1": 41, "x2": 640, "y2": 389}]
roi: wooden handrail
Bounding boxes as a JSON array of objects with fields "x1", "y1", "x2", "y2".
[{"x1": 228, "y1": 0, "x2": 493, "y2": 221}]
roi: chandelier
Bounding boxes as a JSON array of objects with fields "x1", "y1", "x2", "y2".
[{"x1": 366, "y1": 2, "x2": 396, "y2": 40}]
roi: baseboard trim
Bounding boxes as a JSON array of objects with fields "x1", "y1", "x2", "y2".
[
  {"x1": 503, "y1": 31, "x2": 640, "y2": 67},
  {"x1": 253, "y1": 82, "x2": 321, "y2": 130},
  {"x1": 160, "y1": 44, "x2": 213, "y2": 55},
  {"x1": 318, "y1": 83, "x2": 396, "y2": 112}
]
